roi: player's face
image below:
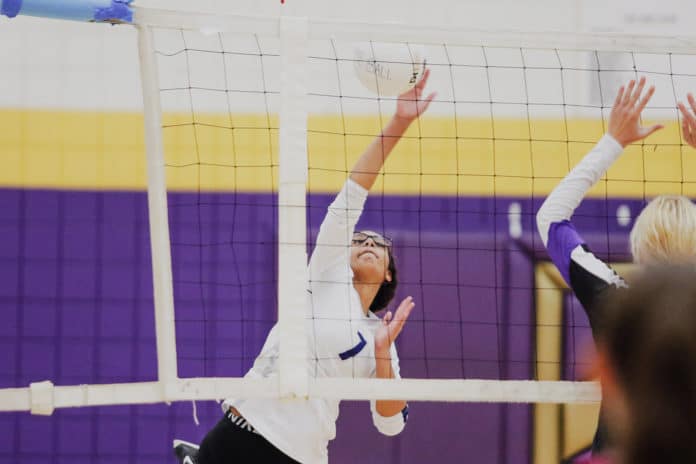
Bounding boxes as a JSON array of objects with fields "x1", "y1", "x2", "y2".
[{"x1": 350, "y1": 231, "x2": 392, "y2": 284}]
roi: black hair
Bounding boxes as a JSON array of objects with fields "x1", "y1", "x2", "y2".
[
  {"x1": 369, "y1": 247, "x2": 397, "y2": 313},
  {"x1": 598, "y1": 266, "x2": 696, "y2": 464}
]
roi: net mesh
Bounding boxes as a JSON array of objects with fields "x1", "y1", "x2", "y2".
[
  {"x1": 2, "y1": 16, "x2": 696, "y2": 463},
  {"x1": 153, "y1": 29, "x2": 280, "y2": 379},
  {"x1": 152, "y1": 31, "x2": 696, "y2": 461},
  {"x1": 152, "y1": 30, "x2": 696, "y2": 383}
]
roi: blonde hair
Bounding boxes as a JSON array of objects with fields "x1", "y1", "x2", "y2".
[{"x1": 630, "y1": 195, "x2": 696, "y2": 265}]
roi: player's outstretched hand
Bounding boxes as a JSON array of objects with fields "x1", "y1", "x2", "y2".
[
  {"x1": 608, "y1": 77, "x2": 663, "y2": 147},
  {"x1": 678, "y1": 93, "x2": 696, "y2": 149},
  {"x1": 395, "y1": 68, "x2": 436, "y2": 122}
]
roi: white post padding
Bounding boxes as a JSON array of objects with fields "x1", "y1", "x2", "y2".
[
  {"x1": 0, "y1": 378, "x2": 280, "y2": 412},
  {"x1": 310, "y1": 378, "x2": 601, "y2": 404},
  {"x1": 1, "y1": 382, "x2": 164, "y2": 411},
  {"x1": 166, "y1": 377, "x2": 285, "y2": 401},
  {"x1": 137, "y1": 25, "x2": 179, "y2": 388},
  {"x1": 29, "y1": 380, "x2": 54, "y2": 415},
  {"x1": 0, "y1": 378, "x2": 600, "y2": 411},
  {"x1": 277, "y1": 16, "x2": 310, "y2": 399}
]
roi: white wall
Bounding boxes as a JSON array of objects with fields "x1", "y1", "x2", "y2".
[
  {"x1": 137, "y1": 0, "x2": 696, "y2": 36},
  {"x1": 0, "y1": 0, "x2": 694, "y2": 113},
  {"x1": 0, "y1": 17, "x2": 140, "y2": 110},
  {"x1": 140, "y1": 0, "x2": 581, "y2": 33}
]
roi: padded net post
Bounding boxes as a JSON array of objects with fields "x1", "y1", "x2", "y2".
[
  {"x1": 277, "y1": 16, "x2": 310, "y2": 399},
  {"x1": 137, "y1": 24, "x2": 178, "y2": 388}
]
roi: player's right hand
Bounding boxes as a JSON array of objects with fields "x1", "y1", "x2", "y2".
[{"x1": 608, "y1": 77, "x2": 663, "y2": 147}]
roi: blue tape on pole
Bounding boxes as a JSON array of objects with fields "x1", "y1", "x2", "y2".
[
  {"x1": 3, "y1": 0, "x2": 132, "y2": 22},
  {"x1": 13, "y1": 0, "x2": 100, "y2": 21},
  {"x1": 93, "y1": 0, "x2": 132, "y2": 23},
  {"x1": 1, "y1": 0, "x2": 23, "y2": 18}
]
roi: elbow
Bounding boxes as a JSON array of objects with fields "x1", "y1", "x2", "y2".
[
  {"x1": 373, "y1": 405, "x2": 408, "y2": 436},
  {"x1": 378, "y1": 425, "x2": 404, "y2": 437},
  {"x1": 375, "y1": 420, "x2": 405, "y2": 437}
]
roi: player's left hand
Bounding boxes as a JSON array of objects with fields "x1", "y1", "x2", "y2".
[
  {"x1": 395, "y1": 68, "x2": 436, "y2": 122},
  {"x1": 374, "y1": 296, "x2": 415, "y2": 353}
]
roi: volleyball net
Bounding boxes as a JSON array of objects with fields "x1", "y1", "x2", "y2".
[{"x1": 2, "y1": 2, "x2": 696, "y2": 461}]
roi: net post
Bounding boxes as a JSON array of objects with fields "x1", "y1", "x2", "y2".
[
  {"x1": 136, "y1": 24, "x2": 179, "y2": 393},
  {"x1": 277, "y1": 15, "x2": 310, "y2": 399}
]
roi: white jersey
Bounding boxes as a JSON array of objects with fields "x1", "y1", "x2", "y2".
[{"x1": 223, "y1": 179, "x2": 407, "y2": 464}]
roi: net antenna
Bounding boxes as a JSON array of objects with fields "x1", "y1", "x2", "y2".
[{"x1": 3, "y1": 0, "x2": 696, "y2": 415}]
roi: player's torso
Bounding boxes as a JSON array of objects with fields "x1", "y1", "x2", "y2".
[{"x1": 307, "y1": 279, "x2": 380, "y2": 379}]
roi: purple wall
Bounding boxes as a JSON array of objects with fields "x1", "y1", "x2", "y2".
[{"x1": 0, "y1": 188, "x2": 641, "y2": 463}]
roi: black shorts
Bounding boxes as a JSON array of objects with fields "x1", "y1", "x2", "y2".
[{"x1": 198, "y1": 410, "x2": 300, "y2": 464}]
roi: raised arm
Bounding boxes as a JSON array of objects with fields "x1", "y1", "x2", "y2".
[
  {"x1": 537, "y1": 78, "x2": 662, "y2": 246},
  {"x1": 535, "y1": 78, "x2": 661, "y2": 320},
  {"x1": 535, "y1": 134, "x2": 623, "y2": 247},
  {"x1": 350, "y1": 68, "x2": 436, "y2": 190},
  {"x1": 309, "y1": 71, "x2": 435, "y2": 280},
  {"x1": 370, "y1": 346, "x2": 408, "y2": 436},
  {"x1": 678, "y1": 93, "x2": 696, "y2": 149},
  {"x1": 371, "y1": 296, "x2": 414, "y2": 435}
]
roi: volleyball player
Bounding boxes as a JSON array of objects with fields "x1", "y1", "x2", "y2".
[
  {"x1": 174, "y1": 70, "x2": 436, "y2": 464},
  {"x1": 536, "y1": 77, "x2": 696, "y2": 455}
]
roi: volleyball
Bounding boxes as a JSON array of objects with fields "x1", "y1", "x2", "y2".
[{"x1": 353, "y1": 42, "x2": 427, "y2": 96}]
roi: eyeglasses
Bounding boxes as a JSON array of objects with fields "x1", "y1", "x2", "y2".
[{"x1": 352, "y1": 231, "x2": 392, "y2": 248}]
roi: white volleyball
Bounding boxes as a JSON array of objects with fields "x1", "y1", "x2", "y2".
[{"x1": 353, "y1": 42, "x2": 426, "y2": 96}]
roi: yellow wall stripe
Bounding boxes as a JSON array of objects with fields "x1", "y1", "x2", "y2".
[{"x1": 0, "y1": 109, "x2": 693, "y2": 197}]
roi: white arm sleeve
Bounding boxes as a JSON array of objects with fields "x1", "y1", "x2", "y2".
[
  {"x1": 309, "y1": 179, "x2": 368, "y2": 282},
  {"x1": 370, "y1": 345, "x2": 407, "y2": 436},
  {"x1": 536, "y1": 134, "x2": 624, "y2": 246}
]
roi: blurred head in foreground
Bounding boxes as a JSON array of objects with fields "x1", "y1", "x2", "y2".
[{"x1": 595, "y1": 266, "x2": 696, "y2": 464}]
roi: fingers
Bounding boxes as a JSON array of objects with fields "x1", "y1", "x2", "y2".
[
  {"x1": 619, "y1": 77, "x2": 650, "y2": 110},
  {"x1": 629, "y1": 76, "x2": 647, "y2": 108},
  {"x1": 623, "y1": 79, "x2": 636, "y2": 107},
  {"x1": 395, "y1": 296, "x2": 415, "y2": 317},
  {"x1": 386, "y1": 296, "x2": 415, "y2": 339},
  {"x1": 689, "y1": 93, "x2": 696, "y2": 114},
  {"x1": 687, "y1": 128, "x2": 696, "y2": 148},
  {"x1": 679, "y1": 102, "x2": 690, "y2": 118},
  {"x1": 678, "y1": 102, "x2": 696, "y2": 126},
  {"x1": 419, "y1": 92, "x2": 437, "y2": 113},
  {"x1": 681, "y1": 101, "x2": 696, "y2": 125},
  {"x1": 681, "y1": 102, "x2": 696, "y2": 147},
  {"x1": 608, "y1": 78, "x2": 655, "y2": 147},
  {"x1": 416, "y1": 67, "x2": 430, "y2": 90},
  {"x1": 683, "y1": 118, "x2": 693, "y2": 146},
  {"x1": 613, "y1": 85, "x2": 625, "y2": 108},
  {"x1": 679, "y1": 102, "x2": 696, "y2": 145},
  {"x1": 636, "y1": 85, "x2": 656, "y2": 113}
]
